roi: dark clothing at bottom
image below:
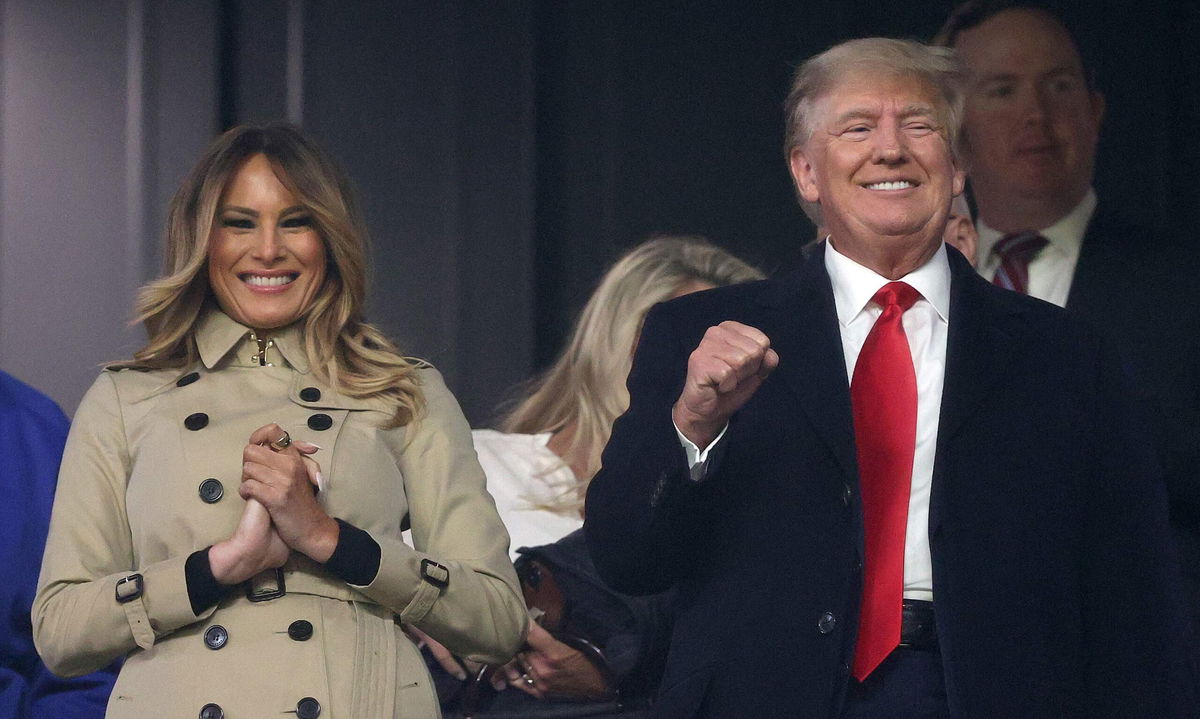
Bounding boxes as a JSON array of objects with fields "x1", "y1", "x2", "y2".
[{"x1": 842, "y1": 647, "x2": 949, "y2": 719}]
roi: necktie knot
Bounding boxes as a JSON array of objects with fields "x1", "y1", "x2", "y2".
[
  {"x1": 991, "y1": 231, "x2": 1048, "y2": 294},
  {"x1": 992, "y1": 231, "x2": 1048, "y2": 264},
  {"x1": 871, "y1": 281, "x2": 921, "y2": 313}
]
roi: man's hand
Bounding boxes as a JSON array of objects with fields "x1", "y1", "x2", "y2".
[{"x1": 672, "y1": 321, "x2": 778, "y2": 448}]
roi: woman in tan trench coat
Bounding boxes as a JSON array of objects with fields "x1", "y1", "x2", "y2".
[{"x1": 32, "y1": 123, "x2": 527, "y2": 718}]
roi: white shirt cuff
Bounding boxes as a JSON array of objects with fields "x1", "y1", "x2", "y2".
[{"x1": 674, "y1": 421, "x2": 729, "y2": 482}]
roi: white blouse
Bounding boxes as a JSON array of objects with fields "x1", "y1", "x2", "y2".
[{"x1": 472, "y1": 429, "x2": 584, "y2": 558}]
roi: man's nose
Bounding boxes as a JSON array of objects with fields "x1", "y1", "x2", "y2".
[{"x1": 872, "y1": 124, "x2": 907, "y2": 163}]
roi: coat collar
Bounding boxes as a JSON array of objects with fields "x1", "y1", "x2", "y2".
[
  {"x1": 195, "y1": 307, "x2": 310, "y2": 373},
  {"x1": 754, "y1": 242, "x2": 860, "y2": 482}
]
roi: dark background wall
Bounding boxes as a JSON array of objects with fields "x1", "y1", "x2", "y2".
[{"x1": 0, "y1": 0, "x2": 1194, "y2": 423}]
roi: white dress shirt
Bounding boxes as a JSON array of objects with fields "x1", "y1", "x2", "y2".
[
  {"x1": 975, "y1": 189, "x2": 1096, "y2": 308},
  {"x1": 679, "y1": 241, "x2": 951, "y2": 602}
]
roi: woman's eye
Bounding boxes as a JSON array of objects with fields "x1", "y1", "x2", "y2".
[
  {"x1": 221, "y1": 217, "x2": 254, "y2": 230},
  {"x1": 281, "y1": 215, "x2": 313, "y2": 229}
]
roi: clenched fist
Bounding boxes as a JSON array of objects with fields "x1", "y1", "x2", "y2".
[{"x1": 672, "y1": 321, "x2": 778, "y2": 448}]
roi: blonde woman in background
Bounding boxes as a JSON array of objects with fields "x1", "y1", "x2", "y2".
[
  {"x1": 33, "y1": 123, "x2": 525, "y2": 719},
  {"x1": 479, "y1": 236, "x2": 764, "y2": 555},
  {"x1": 426, "y1": 236, "x2": 762, "y2": 715}
]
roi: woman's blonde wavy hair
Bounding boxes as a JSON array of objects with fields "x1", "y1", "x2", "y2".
[
  {"x1": 129, "y1": 123, "x2": 422, "y2": 426},
  {"x1": 503, "y1": 235, "x2": 763, "y2": 514}
]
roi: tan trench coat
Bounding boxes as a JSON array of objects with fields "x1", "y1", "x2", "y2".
[{"x1": 33, "y1": 310, "x2": 526, "y2": 718}]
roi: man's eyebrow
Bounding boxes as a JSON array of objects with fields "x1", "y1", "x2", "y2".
[
  {"x1": 975, "y1": 65, "x2": 1082, "y2": 85},
  {"x1": 898, "y1": 103, "x2": 936, "y2": 118},
  {"x1": 833, "y1": 107, "x2": 878, "y2": 124}
]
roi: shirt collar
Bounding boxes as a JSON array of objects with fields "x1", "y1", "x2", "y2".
[
  {"x1": 976, "y1": 188, "x2": 1097, "y2": 265},
  {"x1": 194, "y1": 307, "x2": 310, "y2": 372},
  {"x1": 825, "y1": 240, "x2": 951, "y2": 326}
]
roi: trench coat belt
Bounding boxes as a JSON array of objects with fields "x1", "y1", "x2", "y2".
[{"x1": 245, "y1": 566, "x2": 382, "y2": 606}]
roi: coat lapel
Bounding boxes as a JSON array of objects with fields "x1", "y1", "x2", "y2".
[
  {"x1": 756, "y1": 243, "x2": 859, "y2": 483},
  {"x1": 931, "y1": 249, "x2": 1030, "y2": 532}
]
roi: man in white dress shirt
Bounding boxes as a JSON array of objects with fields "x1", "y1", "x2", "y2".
[
  {"x1": 585, "y1": 35, "x2": 1194, "y2": 717},
  {"x1": 939, "y1": 0, "x2": 1200, "y2": 659}
]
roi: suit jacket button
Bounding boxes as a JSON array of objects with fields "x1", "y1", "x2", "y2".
[
  {"x1": 176, "y1": 372, "x2": 200, "y2": 387},
  {"x1": 288, "y1": 619, "x2": 314, "y2": 641},
  {"x1": 817, "y1": 612, "x2": 837, "y2": 634},
  {"x1": 296, "y1": 697, "x2": 322, "y2": 719},
  {"x1": 198, "y1": 478, "x2": 224, "y2": 504},
  {"x1": 199, "y1": 704, "x2": 223, "y2": 719},
  {"x1": 307, "y1": 413, "x2": 333, "y2": 431},
  {"x1": 184, "y1": 413, "x2": 209, "y2": 431},
  {"x1": 203, "y1": 624, "x2": 228, "y2": 650},
  {"x1": 299, "y1": 387, "x2": 321, "y2": 402},
  {"x1": 842, "y1": 484, "x2": 853, "y2": 506}
]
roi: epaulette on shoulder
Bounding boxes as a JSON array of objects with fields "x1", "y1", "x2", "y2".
[{"x1": 103, "y1": 363, "x2": 153, "y2": 373}]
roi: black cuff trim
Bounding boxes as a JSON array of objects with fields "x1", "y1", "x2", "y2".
[
  {"x1": 185, "y1": 547, "x2": 227, "y2": 616},
  {"x1": 326, "y1": 518, "x2": 381, "y2": 586}
]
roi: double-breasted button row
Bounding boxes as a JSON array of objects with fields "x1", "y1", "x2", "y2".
[
  {"x1": 204, "y1": 624, "x2": 228, "y2": 650},
  {"x1": 185, "y1": 408, "x2": 332, "y2": 433},
  {"x1": 198, "y1": 699, "x2": 316, "y2": 719},
  {"x1": 198, "y1": 478, "x2": 224, "y2": 504},
  {"x1": 203, "y1": 620, "x2": 313, "y2": 649}
]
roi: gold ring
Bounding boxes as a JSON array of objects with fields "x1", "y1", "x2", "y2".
[
  {"x1": 523, "y1": 673, "x2": 535, "y2": 687},
  {"x1": 268, "y1": 431, "x2": 292, "y2": 451}
]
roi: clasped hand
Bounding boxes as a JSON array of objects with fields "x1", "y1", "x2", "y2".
[{"x1": 209, "y1": 424, "x2": 339, "y2": 585}]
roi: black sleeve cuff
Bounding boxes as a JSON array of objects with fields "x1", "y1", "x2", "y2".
[
  {"x1": 185, "y1": 547, "x2": 228, "y2": 616},
  {"x1": 325, "y1": 518, "x2": 382, "y2": 586}
]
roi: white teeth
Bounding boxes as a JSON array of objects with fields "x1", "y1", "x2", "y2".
[
  {"x1": 865, "y1": 181, "x2": 914, "y2": 190},
  {"x1": 244, "y1": 275, "x2": 295, "y2": 287}
]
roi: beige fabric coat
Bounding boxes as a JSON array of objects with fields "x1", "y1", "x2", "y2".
[{"x1": 33, "y1": 310, "x2": 526, "y2": 718}]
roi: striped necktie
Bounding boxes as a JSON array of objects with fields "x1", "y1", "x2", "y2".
[{"x1": 990, "y1": 231, "x2": 1048, "y2": 295}]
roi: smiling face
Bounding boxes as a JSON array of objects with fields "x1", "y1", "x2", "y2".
[
  {"x1": 954, "y1": 8, "x2": 1103, "y2": 230},
  {"x1": 789, "y1": 70, "x2": 965, "y2": 277},
  {"x1": 207, "y1": 153, "x2": 327, "y2": 333}
]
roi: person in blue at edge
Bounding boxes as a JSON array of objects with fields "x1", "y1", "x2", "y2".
[{"x1": 0, "y1": 370, "x2": 117, "y2": 717}]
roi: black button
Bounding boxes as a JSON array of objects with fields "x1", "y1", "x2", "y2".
[
  {"x1": 299, "y1": 387, "x2": 321, "y2": 402},
  {"x1": 296, "y1": 696, "x2": 321, "y2": 719},
  {"x1": 198, "y1": 478, "x2": 224, "y2": 504},
  {"x1": 307, "y1": 413, "x2": 333, "y2": 431},
  {"x1": 842, "y1": 484, "x2": 853, "y2": 506},
  {"x1": 199, "y1": 704, "x2": 223, "y2": 719},
  {"x1": 203, "y1": 624, "x2": 228, "y2": 650},
  {"x1": 176, "y1": 372, "x2": 200, "y2": 387},
  {"x1": 184, "y1": 413, "x2": 209, "y2": 431},
  {"x1": 288, "y1": 619, "x2": 314, "y2": 641},
  {"x1": 817, "y1": 612, "x2": 837, "y2": 634}
]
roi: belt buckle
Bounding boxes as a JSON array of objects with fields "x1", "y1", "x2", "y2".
[{"x1": 244, "y1": 568, "x2": 286, "y2": 602}]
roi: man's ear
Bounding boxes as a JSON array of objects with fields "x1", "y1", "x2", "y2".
[
  {"x1": 789, "y1": 147, "x2": 821, "y2": 203},
  {"x1": 951, "y1": 166, "x2": 967, "y2": 198}
]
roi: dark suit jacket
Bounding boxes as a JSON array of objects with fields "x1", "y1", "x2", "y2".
[
  {"x1": 585, "y1": 243, "x2": 1196, "y2": 718},
  {"x1": 1067, "y1": 207, "x2": 1200, "y2": 628}
]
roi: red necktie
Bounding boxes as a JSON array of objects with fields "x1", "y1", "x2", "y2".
[
  {"x1": 990, "y1": 231, "x2": 1048, "y2": 295},
  {"x1": 850, "y1": 281, "x2": 921, "y2": 681}
]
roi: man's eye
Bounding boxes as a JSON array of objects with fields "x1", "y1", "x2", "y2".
[
  {"x1": 281, "y1": 215, "x2": 313, "y2": 229},
  {"x1": 221, "y1": 218, "x2": 254, "y2": 230},
  {"x1": 906, "y1": 123, "x2": 934, "y2": 135},
  {"x1": 984, "y1": 84, "x2": 1014, "y2": 99}
]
